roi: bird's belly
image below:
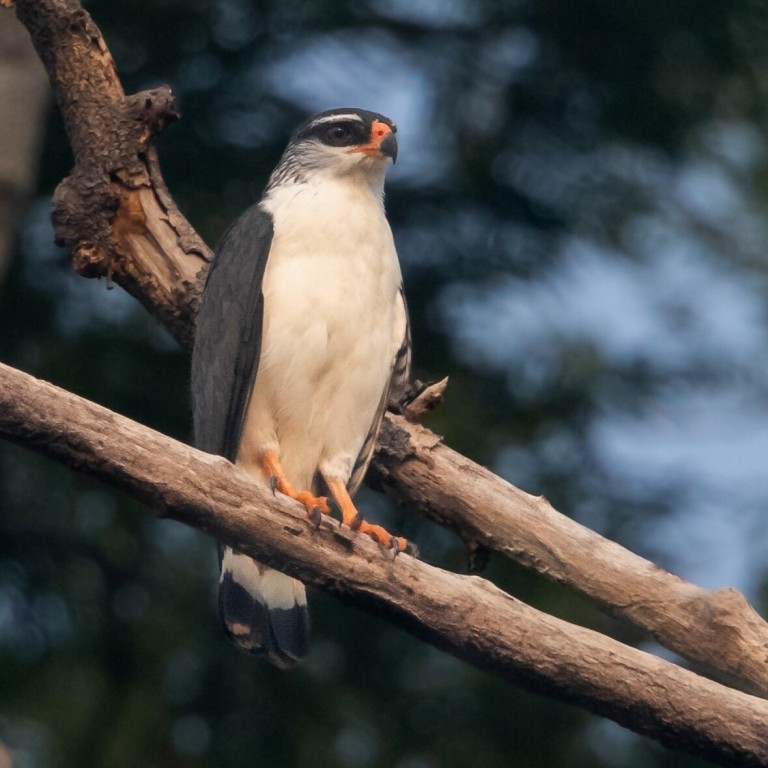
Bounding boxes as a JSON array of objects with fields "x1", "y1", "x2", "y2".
[{"x1": 239, "y1": 244, "x2": 398, "y2": 490}]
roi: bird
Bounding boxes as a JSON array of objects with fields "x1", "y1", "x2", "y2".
[{"x1": 191, "y1": 107, "x2": 413, "y2": 668}]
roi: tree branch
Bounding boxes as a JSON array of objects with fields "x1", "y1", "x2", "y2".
[
  {"x1": 370, "y1": 416, "x2": 768, "y2": 697},
  {"x1": 11, "y1": 0, "x2": 768, "y2": 700},
  {"x1": 6, "y1": 0, "x2": 768, "y2": 761},
  {"x1": 13, "y1": 0, "x2": 211, "y2": 348},
  {"x1": 1, "y1": 360, "x2": 767, "y2": 767}
]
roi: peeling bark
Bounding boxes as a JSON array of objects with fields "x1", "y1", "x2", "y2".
[
  {"x1": 14, "y1": 0, "x2": 210, "y2": 347},
  {"x1": 5, "y1": 0, "x2": 768, "y2": 762},
  {"x1": 1, "y1": 361, "x2": 768, "y2": 768},
  {"x1": 369, "y1": 416, "x2": 768, "y2": 696}
]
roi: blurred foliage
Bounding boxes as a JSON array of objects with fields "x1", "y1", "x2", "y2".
[{"x1": 2, "y1": 0, "x2": 768, "y2": 766}]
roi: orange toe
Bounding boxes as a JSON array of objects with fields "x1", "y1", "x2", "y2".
[
  {"x1": 324, "y1": 477, "x2": 414, "y2": 554},
  {"x1": 294, "y1": 491, "x2": 336, "y2": 523},
  {"x1": 261, "y1": 452, "x2": 336, "y2": 524},
  {"x1": 260, "y1": 453, "x2": 415, "y2": 553}
]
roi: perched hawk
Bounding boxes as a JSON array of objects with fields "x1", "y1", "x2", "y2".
[{"x1": 191, "y1": 108, "x2": 412, "y2": 668}]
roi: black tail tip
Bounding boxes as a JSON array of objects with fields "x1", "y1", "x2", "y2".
[{"x1": 219, "y1": 568, "x2": 310, "y2": 669}]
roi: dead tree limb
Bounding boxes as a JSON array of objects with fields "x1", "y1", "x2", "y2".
[
  {"x1": 13, "y1": 0, "x2": 768, "y2": 701},
  {"x1": 13, "y1": 0, "x2": 211, "y2": 348},
  {"x1": 5, "y1": 0, "x2": 768, "y2": 757},
  {"x1": 369, "y1": 416, "x2": 768, "y2": 697},
  {"x1": 9, "y1": 0, "x2": 768, "y2": 699},
  {"x1": 1, "y1": 361, "x2": 767, "y2": 768}
]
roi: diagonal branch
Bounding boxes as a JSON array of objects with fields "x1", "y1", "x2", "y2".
[
  {"x1": 8, "y1": 0, "x2": 768, "y2": 702},
  {"x1": 13, "y1": 0, "x2": 210, "y2": 348},
  {"x1": 1, "y1": 360, "x2": 768, "y2": 768},
  {"x1": 6, "y1": 0, "x2": 768, "y2": 760},
  {"x1": 370, "y1": 417, "x2": 768, "y2": 697}
]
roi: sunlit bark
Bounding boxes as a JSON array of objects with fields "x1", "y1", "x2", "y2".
[{"x1": 4, "y1": 0, "x2": 768, "y2": 764}]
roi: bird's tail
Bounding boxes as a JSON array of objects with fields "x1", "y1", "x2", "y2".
[{"x1": 218, "y1": 546, "x2": 309, "y2": 669}]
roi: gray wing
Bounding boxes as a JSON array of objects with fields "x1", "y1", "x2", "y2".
[
  {"x1": 347, "y1": 286, "x2": 411, "y2": 496},
  {"x1": 191, "y1": 203, "x2": 274, "y2": 461},
  {"x1": 193, "y1": 205, "x2": 309, "y2": 669}
]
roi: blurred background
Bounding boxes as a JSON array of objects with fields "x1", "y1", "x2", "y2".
[{"x1": 2, "y1": 1, "x2": 768, "y2": 766}]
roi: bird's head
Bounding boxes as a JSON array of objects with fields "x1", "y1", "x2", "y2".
[{"x1": 267, "y1": 108, "x2": 398, "y2": 190}]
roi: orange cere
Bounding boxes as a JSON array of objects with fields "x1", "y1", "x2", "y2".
[{"x1": 347, "y1": 120, "x2": 393, "y2": 157}]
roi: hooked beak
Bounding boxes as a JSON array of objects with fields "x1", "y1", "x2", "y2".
[
  {"x1": 379, "y1": 130, "x2": 398, "y2": 164},
  {"x1": 349, "y1": 120, "x2": 398, "y2": 164}
]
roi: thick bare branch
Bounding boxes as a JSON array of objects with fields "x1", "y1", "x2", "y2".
[
  {"x1": 0, "y1": 361, "x2": 767, "y2": 768},
  {"x1": 9, "y1": 4, "x2": 768, "y2": 765},
  {"x1": 14, "y1": 0, "x2": 211, "y2": 348},
  {"x1": 10, "y1": 0, "x2": 768, "y2": 702},
  {"x1": 369, "y1": 417, "x2": 768, "y2": 697}
]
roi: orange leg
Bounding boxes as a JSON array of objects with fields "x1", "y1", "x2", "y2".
[
  {"x1": 324, "y1": 477, "x2": 412, "y2": 554},
  {"x1": 261, "y1": 451, "x2": 339, "y2": 525}
]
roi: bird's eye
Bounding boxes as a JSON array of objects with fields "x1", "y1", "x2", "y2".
[{"x1": 325, "y1": 125, "x2": 351, "y2": 146}]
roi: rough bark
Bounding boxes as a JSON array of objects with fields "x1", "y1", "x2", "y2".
[
  {"x1": 1, "y1": 361, "x2": 767, "y2": 768},
  {"x1": 6, "y1": 0, "x2": 768, "y2": 761},
  {"x1": 369, "y1": 416, "x2": 768, "y2": 697},
  {"x1": 12, "y1": 0, "x2": 211, "y2": 348}
]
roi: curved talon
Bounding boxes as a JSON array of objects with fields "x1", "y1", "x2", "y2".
[
  {"x1": 310, "y1": 506, "x2": 323, "y2": 528},
  {"x1": 322, "y1": 476, "x2": 416, "y2": 557},
  {"x1": 392, "y1": 536, "x2": 413, "y2": 558},
  {"x1": 269, "y1": 476, "x2": 278, "y2": 495},
  {"x1": 405, "y1": 541, "x2": 419, "y2": 558},
  {"x1": 327, "y1": 498, "x2": 343, "y2": 525}
]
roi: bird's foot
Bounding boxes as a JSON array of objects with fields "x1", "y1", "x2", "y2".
[
  {"x1": 262, "y1": 451, "x2": 340, "y2": 527},
  {"x1": 261, "y1": 453, "x2": 416, "y2": 554},
  {"x1": 356, "y1": 520, "x2": 418, "y2": 557},
  {"x1": 325, "y1": 477, "x2": 417, "y2": 557},
  {"x1": 294, "y1": 491, "x2": 341, "y2": 528},
  {"x1": 272, "y1": 481, "x2": 339, "y2": 527}
]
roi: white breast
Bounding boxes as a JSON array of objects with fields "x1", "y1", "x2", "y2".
[{"x1": 237, "y1": 174, "x2": 403, "y2": 491}]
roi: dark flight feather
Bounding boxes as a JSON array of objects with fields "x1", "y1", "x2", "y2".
[
  {"x1": 191, "y1": 204, "x2": 273, "y2": 461},
  {"x1": 192, "y1": 203, "x2": 310, "y2": 668}
]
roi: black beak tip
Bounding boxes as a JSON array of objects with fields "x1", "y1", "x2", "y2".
[{"x1": 380, "y1": 133, "x2": 398, "y2": 164}]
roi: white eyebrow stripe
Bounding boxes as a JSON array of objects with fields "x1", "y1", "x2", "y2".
[{"x1": 309, "y1": 113, "x2": 365, "y2": 126}]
